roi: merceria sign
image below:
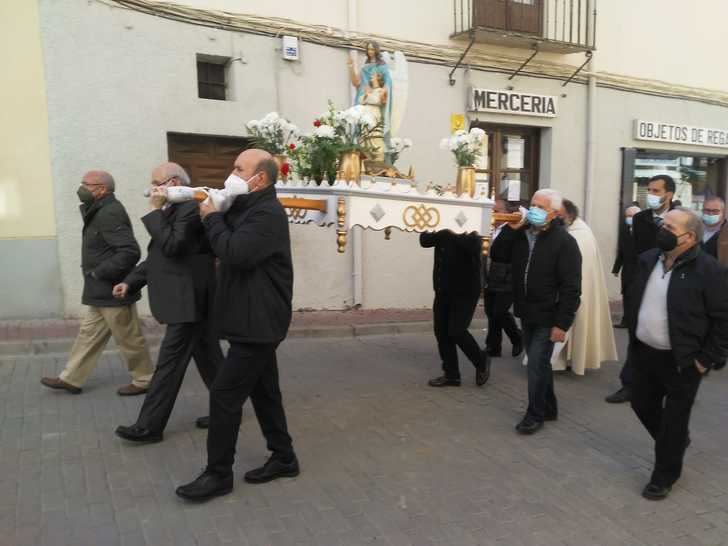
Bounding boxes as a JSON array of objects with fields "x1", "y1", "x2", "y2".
[
  {"x1": 469, "y1": 88, "x2": 558, "y2": 118},
  {"x1": 634, "y1": 120, "x2": 728, "y2": 149}
]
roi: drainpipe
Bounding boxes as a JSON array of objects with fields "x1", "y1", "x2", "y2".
[
  {"x1": 584, "y1": 54, "x2": 597, "y2": 223},
  {"x1": 348, "y1": 0, "x2": 363, "y2": 307}
]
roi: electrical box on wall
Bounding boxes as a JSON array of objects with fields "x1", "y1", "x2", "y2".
[{"x1": 282, "y1": 36, "x2": 299, "y2": 61}]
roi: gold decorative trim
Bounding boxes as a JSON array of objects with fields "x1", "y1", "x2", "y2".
[
  {"x1": 403, "y1": 204, "x2": 440, "y2": 230},
  {"x1": 336, "y1": 197, "x2": 347, "y2": 253}
]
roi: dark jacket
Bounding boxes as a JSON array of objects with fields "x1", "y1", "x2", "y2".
[
  {"x1": 612, "y1": 222, "x2": 639, "y2": 294},
  {"x1": 485, "y1": 224, "x2": 518, "y2": 293},
  {"x1": 627, "y1": 247, "x2": 728, "y2": 370},
  {"x1": 203, "y1": 185, "x2": 293, "y2": 344},
  {"x1": 124, "y1": 201, "x2": 216, "y2": 325},
  {"x1": 419, "y1": 231, "x2": 482, "y2": 300},
  {"x1": 632, "y1": 204, "x2": 674, "y2": 255},
  {"x1": 511, "y1": 221, "x2": 582, "y2": 331},
  {"x1": 80, "y1": 194, "x2": 141, "y2": 307},
  {"x1": 701, "y1": 221, "x2": 728, "y2": 267}
]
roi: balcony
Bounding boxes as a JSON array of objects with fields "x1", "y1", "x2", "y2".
[{"x1": 452, "y1": 0, "x2": 596, "y2": 54}]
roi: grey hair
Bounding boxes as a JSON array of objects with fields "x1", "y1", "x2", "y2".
[
  {"x1": 166, "y1": 163, "x2": 191, "y2": 186},
  {"x1": 704, "y1": 195, "x2": 726, "y2": 210},
  {"x1": 533, "y1": 188, "x2": 563, "y2": 211},
  {"x1": 97, "y1": 171, "x2": 115, "y2": 192},
  {"x1": 255, "y1": 158, "x2": 279, "y2": 185},
  {"x1": 674, "y1": 206, "x2": 704, "y2": 242}
]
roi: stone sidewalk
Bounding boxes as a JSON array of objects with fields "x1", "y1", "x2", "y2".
[{"x1": 2, "y1": 328, "x2": 728, "y2": 546}]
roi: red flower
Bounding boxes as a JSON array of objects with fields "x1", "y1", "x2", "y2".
[
  {"x1": 280, "y1": 163, "x2": 290, "y2": 176},
  {"x1": 313, "y1": 119, "x2": 322, "y2": 127},
  {"x1": 288, "y1": 143, "x2": 296, "y2": 150}
]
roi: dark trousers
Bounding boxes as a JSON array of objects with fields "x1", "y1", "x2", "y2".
[
  {"x1": 136, "y1": 321, "x2": 222, "y2": 433},
  {"x1": 207, "y1": 342, "x2": 294, "y2": 476},
  {"x1": 619, "y1": 355, "x2": 634, "y2": 388},
  {"x1": 523, "y1": 323, "x2": 557, "y2": 422},
  {"x1": 484, "y1": 290, "x2": 521, "y2": 353},
  {"x1": 630, "y1": 341, "x2": 702, "y2": 487},
  {"x1": 433, "y1": 296, "x2": 482, "y2": 381}
]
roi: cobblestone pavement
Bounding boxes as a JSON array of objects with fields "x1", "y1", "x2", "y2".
[{"x1": 2, "y1": 329, "x2": 728, "y2": 546}]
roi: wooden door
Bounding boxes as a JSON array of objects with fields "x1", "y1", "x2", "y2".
[
  {"x1": 167, "y1": 133, "x2": 251, "y2": 189},
  {"x1": 474, "y1": 0, "x2": 542, "y2": 35}
]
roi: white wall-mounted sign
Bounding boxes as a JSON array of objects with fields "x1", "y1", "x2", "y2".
[
  {"x1": 469, "y1": 88, "x2": 558, "y2": 118},
  {"x1": 634, "y1": 119, "x2": 728, "y2": 149},
  {"x1": 282, "y1": 36, "x2": 299, "y2": 61}
]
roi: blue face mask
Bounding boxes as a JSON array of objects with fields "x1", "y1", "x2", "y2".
[
  {"x1": 526, "y1": 206, "x2": 549, "y2": 227},
  {"x1": 646, "y1": 194, "x2": 663, "y2": 210},
  {"x1": 625, "y1": 217, "x2": 633, "y2": 226},
  {"x1": 703, "y1": 214, "x2": 722, "y2": 226}
]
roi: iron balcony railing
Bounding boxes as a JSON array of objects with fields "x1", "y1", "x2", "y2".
[{"x1": 452, "y1": 0, "x2": 596, "y2": 53}]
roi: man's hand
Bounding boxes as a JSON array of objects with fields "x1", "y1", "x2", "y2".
[
  {"x1": 149, "y1": 187, "x2": 167, "y2": 210},
  {"x1": 112, "y1": 283, "x2": 129, "y2": 299},
  {"x1": 695, "y1": 360, "x2": 708, "y2": 374},
  {"x1": 550, "y1": 327, "x2": 567, "y2": 343},
  {"x1": 199, "y1": 197, "x2": 217, "y2": 219}
]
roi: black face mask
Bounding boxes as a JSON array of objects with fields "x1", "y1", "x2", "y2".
[{"x1": 656, "y1": 228, "x2": 687, "y2": 252}]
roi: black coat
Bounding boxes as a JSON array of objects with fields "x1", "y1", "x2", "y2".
[
  {"x1": 485, "y1": 224, "x2": 518, "y2": 293},
  {"x1": 632, "y1": 205, "x2": 675, "y2": 255},
  {"x1": 124, "y1": 201, "x2": 216, "y2": 325},
  {"x1": 627, "y1": 247, "x2": 728, "y2": 370},
  {"x1": 612, "y1": 222, "x2": 639, "y2": 294},
  {"x1": 419, "y1": 231, "x2": 482, "y2": 300},
  {"x1": 511, "y1": 222, "x2": 582, "y2": 331},
  {"x1": 80, "y1": 194, "x2": 141, "y2": 307},
  {"x1": 203, "y1": 185, "x2": 293, "y2": 344}
]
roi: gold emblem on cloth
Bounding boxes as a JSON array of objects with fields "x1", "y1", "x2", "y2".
[{"x1": 403, "y1": 204, "x2": 440, "y2": 229}]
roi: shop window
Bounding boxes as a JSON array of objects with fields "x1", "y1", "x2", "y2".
[
  {"x1": 623, "y1": 150, "x2": 726, "y2": 213},
  {"x1": 197, "y1": 55, "x2": 229, "y2": 101},
  {"x1": 469, "y1": 123, "x2": 540, "y2": 203}
]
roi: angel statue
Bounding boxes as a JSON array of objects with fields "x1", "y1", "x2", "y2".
[{"x1": 347, "y1": 41, "x2": 408, "y2": 166}]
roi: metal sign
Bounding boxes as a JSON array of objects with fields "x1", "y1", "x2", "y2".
[
  {"x1": 634, "y1": 120, "x2": 728, "y2": 149},
  {"x1": 469, "y1": 88, "x2": 558, "y2": 118}
]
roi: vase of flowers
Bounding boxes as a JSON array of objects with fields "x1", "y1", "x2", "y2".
[
  {"x1": 333, "y1": 104, "x2": 380, "y2": 183},
  {"x1": 246, "y1": 112, "x2": 300, "y2": 180},
  {"x1": 440, "y1": 128, "x2": 486, "y2": 197},
  {"x1": 388, "y1": 137, "x2": 413, "y2": 165}
]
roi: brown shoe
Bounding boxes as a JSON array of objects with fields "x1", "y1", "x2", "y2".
[
  {"x1": 117, "y1": 384, "x2": 148, "y2": 396},
  {"x1": 41, "y1": 376, "x2": 82, "y2": 394}
]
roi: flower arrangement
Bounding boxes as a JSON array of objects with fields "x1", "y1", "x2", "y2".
[
  {"x1": 288, "y1": 104, "x2": 343, "y2": 184},
  {"x1": 332, "y1": 104, "x2": 381, "y2": 155},
  {"x1": 440, "y1": 128, "x2": 486, "y2": 167},
  {"x1": 245, "y1": 112, "x2": 300, "y2": 155},
  {"x1": 388, "y1": 137, "x2": 413, "y2": 165}
]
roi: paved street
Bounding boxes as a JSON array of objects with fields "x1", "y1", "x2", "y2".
[{"x1": 2, "y1": 329, "x2": 728, "y2": 546}]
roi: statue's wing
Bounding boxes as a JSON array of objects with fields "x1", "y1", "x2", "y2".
[{"x1": 387, "y1": 51, "x2": 409, "y2": 136}]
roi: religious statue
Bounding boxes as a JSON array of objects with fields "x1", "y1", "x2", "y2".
[{"x1": 347, "y1": 41, "x2": 409, "y2": 168}]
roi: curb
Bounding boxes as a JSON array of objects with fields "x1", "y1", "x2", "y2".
[{"x1": 0, "y1": 320, "x2": 491, "y2": 358}]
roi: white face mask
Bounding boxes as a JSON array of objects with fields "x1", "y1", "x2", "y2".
[
  {"x1": 646, "y1": 194, "x2": 663, "y2": 210},
  {"x1": 223, "y1": 173, "x2": 250, "y2": 196}
]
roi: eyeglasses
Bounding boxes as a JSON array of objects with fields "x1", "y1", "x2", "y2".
[
  {"x1": 81, "y1": 182, "x2": 104, "y2": 188},
  {"x1": 150, "y1": 176, "x2": 177, "y2": 187}
]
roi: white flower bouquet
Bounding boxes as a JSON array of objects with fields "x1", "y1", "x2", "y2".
[
  {"x1": 388, "y1": 137, "x2": 412, "y2": 164},
  {"x1": 440, "y1": 128, "x2": 486, "y2": 167},
  {"x1": 245, "y1": 112, "x2": 300, "y2": 155}
]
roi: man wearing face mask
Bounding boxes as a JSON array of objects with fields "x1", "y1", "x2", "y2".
[
  {"x1": 176, "y1": 149, "x2": 298, "y2": 502},
  {"x1": 510, "y1": 189, "x2": 582, "y2": 435},
  {"x1": 627, "y1": 208, "x2": 728, "y2": 500},
  {"x1": 612, "y1": 205, "x2": 641, "y2": 328},
  {"x1": 113, "y1": 162, "x2": 223, "y2": 444},
  {"x1": 700, "y1": 196, "x2": 728, "y2": 266},
  {"x1": 41, "y1": 171, "x2": 153, "y2": 395},
  {"x1": 606, "y1": 175, "x2": 676, "y2": 404}
]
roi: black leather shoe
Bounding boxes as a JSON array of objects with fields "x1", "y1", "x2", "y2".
[
  {"x1": 428, "y1": 375, "x2": 461, "y2": 387},
  {"x1": 515, "y1": 417, "x2": 543, "y2": 435},
  {"x1": 486, "y1": 348, "x2": 501, "y2": 358},
  {"x1": 544, "y1": 413, "x2": 558, "y2": 422},
  {"x1": 176, "y1": 470, "x2": 233, "y2": 501},
  {"x1": 642, "y1": 482, "x2": 671, "y2": 501},
  {"x1": 244, "y1": 454, "x2": 300, "y2": 484},
  {"x1": 605, "y1": 387, "x2": 632, "y2": 404},
  {"x1": 195, "y1": 416, "x2": 209, "y2": 429},
  {"x1": 476, "y1": 351, "x2": 491, "y2": 386},
  {"x1": 511, "y1": 340, "x2": 524, "y2": 358},
  {"x1": 115, "y1": 425, "x2": 162, "y2": 444}
]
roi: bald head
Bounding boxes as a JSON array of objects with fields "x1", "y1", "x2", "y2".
[
  {"x1": 151, "y1": 162, "x2": 190, "y2": 187},
  {"x1": 232, "y1": 149, "x2": 278, "y2": 192},
  {"x1": 83, "y1": 170, "x2": 115, "y2": 192}
]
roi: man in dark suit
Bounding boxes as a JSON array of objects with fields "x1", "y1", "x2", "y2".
[
  {"x1": 612, "y1": 205, "x2": 641, "y2": 328},
  {"x1": 700, "y1": 196, "x2": 728, "y2": 266},
  {"x1": 176, "y1": 150, "x2": 298, "y2": 502},
  {"x1": 484, "y1": 199, "x2": 522, "y2": 358},
  {"x1": 607, "y1": 175, "x2": 675, "y2": 404},
  {"x1": 627, "y1": 208, "x2": 728, "y2": 500},
  {"x1": 420, "y1": 230, "x2": 490, "y2": 388},
  {"x1": 114, "y1": 162, "x2": 223, "y2": 443}
]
